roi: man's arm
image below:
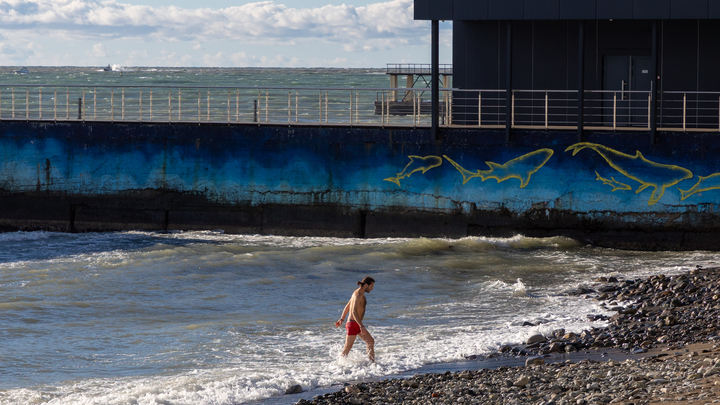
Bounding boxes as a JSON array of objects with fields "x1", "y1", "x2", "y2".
[{"x1": 335, "y1": 300, "x2": 350, "y2": 327}]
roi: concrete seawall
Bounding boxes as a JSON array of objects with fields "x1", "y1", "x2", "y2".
[{"x1": 1, "y1": 121, "x2": 719, "y2": 250}]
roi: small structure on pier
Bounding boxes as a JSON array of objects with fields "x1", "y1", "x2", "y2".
[{"x1": 375, "y1": 63, "x2": 452, "y2": 116}]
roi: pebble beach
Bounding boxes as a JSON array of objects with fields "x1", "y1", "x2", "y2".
[{"x1": 296, "y1": 266, "x2": 720, "y2": 405}]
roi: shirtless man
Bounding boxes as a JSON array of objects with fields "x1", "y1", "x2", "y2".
[{"x1": 334, "y1": 276, "x2": 375, "y2": 362}]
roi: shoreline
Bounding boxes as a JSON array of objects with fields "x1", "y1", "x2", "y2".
[{"x1": 289, "y1": 266, "x2": 720, "y2": 405}]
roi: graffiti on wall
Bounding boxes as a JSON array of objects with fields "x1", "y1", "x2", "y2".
[
  {"x1": 384, "y1": 155, "x2": 443, "y2": 186},
  {"x1": 680, "y1": 174, "x2": 720, "y2": 201},
  {"x1": 443, "y1": 149, "x2": 554, "y2": 188},
  {"x1": 565, "y1": 143, "x2": 694, "y2": 205},
  {"x1": 384, "y1": 142, "x2": 720, "y2": 206}
]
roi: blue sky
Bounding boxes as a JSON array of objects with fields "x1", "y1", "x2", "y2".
[{"x1": 0, "y1": 0, "x2": 452, "y2": 67}]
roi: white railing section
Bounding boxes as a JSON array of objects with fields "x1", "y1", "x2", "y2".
[{"x1": 0, "y1": 85, "x2": 719, "y2": 132}]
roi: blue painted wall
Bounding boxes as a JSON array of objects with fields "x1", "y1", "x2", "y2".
[{"x1": 0, "y1": 121, "x2": 718, "y2": 249}]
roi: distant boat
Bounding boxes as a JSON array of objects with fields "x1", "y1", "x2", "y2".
[
  {"x1": 102, "y1": 64, "x2": 112, "y2": 72},
  {"x1": 14, "y1": 67, "x2": 29, "y2": 74}
]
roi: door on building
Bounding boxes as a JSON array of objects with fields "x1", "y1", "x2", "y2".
[{"x1": 603, "y1": 56, "x2": 653, "y2": 126}]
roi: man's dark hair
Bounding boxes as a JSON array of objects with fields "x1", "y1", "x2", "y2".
[{"x1": 357, "y1": 276, "x2": 375, "y2": 286}]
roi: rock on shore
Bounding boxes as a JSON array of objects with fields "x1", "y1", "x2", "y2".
[{"x1": 297, "y1": 267, "x2": 720, "y2": 405}]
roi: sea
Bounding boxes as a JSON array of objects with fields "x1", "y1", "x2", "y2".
[
  {"x1": 0, "y1": 66, "x2": 390, "y2": 91},
  {"x1": 0, "y1": 67, "x2": 718, "y2": 405}
]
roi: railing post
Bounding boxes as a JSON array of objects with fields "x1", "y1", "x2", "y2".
[
  {"x1": 139, "y1": 89, "x2": 143, "y2": 121},
  {"x1": 26, "y1": 88, "x2": 29, "y2": 120},
  {"x1": 94, "y1": 88, "x2": 97, "y2": 120},
  {"x1": 149, "y1": 90, "x2": 153, "y2": 121},
  {"x1": 413, "y1": 91, "x2": 417, "y2": 126},
  {"x1": 168, "y1": 89, "x2": 172, "y2": 122},
  {"x1": 207, "y1": 92, "x2": 211, "y2": 121},
  {"x1": 381, "y1": 92, "x2": 385, "y2": 125},
  {"x1": 613, "y1": 92, "x2": 617, "y2": 130},
  {"x1": 228, "y1": 90, "x2": 231, "y2": 123},
  {"x1": 122, "y1": 88, "x2": 125, "y2": 121},
  {"x1": 325, "y1": 91, "x2": 329, "y2": 124},
  {"x1": 54, "y1": 88, "x2": 57, "y2": 121},
  {"x1": 296, "y1": 91, "x2": 299, "y2": 123},
  {"x1": 647, "y1": 93, "x2": 651, "y2": 130},
  {"x1": 236, "y1": 90, "x2": 240, "y2": 122},
  {"x1": 319, "y1": 92, "x2": 322, "y2": 124},
  {"x1": 39, "y1": 88, "x2": 42, "y2": 120},
  {"x1": 11, "y1": 88, "x2": 14, "y2": 119},
  {"x1": 178, "y1": 89, "x2": 181, "y2": 121},
  {"x1": 356, "y1": 92, "x2": 359, "y2": 124},
  {"x1": 478, "y1": 91, "x2": 482, "y2": 127},
  {"x1": 545, "y1": 91, "x2": 549, "y2": 129},
  {"x1": 66, "y1": 88, "x2": 69, "y2": 120},
  {"x1": 265, "y1": 90, "x2": 268, "y2": 123},
  {"x1": 288, "y1": 91, "x2": 291, "y2": 123},
  {"x1": 350, "y1": 91, "x2": 353, "y2": 125},
  {"x1": 511, "y1": 91, "x2": 515, "y2": 128},
  {"x1": 683, "y1": 93, "x2": 687, "y2": 131},
  {"x1": 111, "y1": 89, "x2": 114, "y2": 121},
  {"x1": 198, "y1": 91, "x2": 201, "y2": 123}
]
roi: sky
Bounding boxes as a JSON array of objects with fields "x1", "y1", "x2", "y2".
[{"x1": 0, "y1": 0, "x2": 452, "y2": 68}]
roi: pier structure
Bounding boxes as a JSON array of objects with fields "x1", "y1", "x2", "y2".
[
  {"x1": 386, "y1": 63, "x2": 452, "y2": 102},
  {"x1": 374, "y1": 64, "x2": 453, "y2": 118}
]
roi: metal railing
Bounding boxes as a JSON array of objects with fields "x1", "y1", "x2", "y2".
[
  {"x1": 0, "y1": 85, "x2": 437, "y2": 127},
  {"x1": 1, "y1": 84, "x2": 719, "y2": 132},
  {"x1": 386, "y1": 64, "x2": 453, "y2": 76}
]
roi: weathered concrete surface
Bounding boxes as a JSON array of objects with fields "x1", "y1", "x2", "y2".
[{"x1": 0, "y1": 121, "x2": 719, "y2": 250}]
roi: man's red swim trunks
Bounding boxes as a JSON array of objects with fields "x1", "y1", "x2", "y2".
[{"x1": 345, "y1": 320, "x2": 361, "y2": 336}]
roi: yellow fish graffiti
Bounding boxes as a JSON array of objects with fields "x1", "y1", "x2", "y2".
[
  {"x1": 679, "y1": 173, "x2": 720, "y2": 201},
  {"x1": 443, "y1": 149, "x2": 554, "y2": 188},
  {"x1": 383, "y1": 144, "x2": 717, "y2": 205},
  {"x1": 383, "y1": 155, "x2": 443, "y2": 186},
  {"x1": 565, "y1": 143, "x2": 693, "y2": 206},
  {"x1": 595, "y1": 172, "x2": 632, "y2": 192}
]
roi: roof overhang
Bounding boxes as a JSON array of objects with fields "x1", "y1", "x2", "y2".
[{"x1": 414, "y1": 0, "x2": 720, "y2": 21}]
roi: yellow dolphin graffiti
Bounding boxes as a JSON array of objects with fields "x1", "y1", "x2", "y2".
[
  {"x1": 679, "y1": 173, "x2": 720, "y2": 200},
  {"x1": 443, "y1": 149, "x2": 554, "y2": 188},
  {"x1": 565, "y1": 143, "x2": 693, "y2": 206},
  {"x1": 384, "y1": 155, "x2": 443, "y2": 186},
  {"x1": 595, "y1": 171, "x2": 632, "y2": 192}
]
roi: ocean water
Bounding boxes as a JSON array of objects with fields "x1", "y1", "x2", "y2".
[
  {"x1": 0, "y1": 67, "x2": 389, "y2": 89},
  {"x1": 0, "y1": 230, "x2": 717, "y2": 405}
]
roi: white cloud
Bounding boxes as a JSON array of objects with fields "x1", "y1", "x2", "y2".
[
  {"x1": 87, "y1": 43, "x2": 108, "y2": 57},
  {"x1": 0, "y1": 0, "x2": 450, "y2": 67},
  {"x1": 0, "y1": 0, "x2": 425, "y2": 49}
]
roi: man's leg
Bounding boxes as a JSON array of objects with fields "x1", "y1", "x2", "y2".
[
  {"x1": 341, "y1": 334, "x2": 357, "y2": 357},
  {"x1": 359, "y1": 331, "x2": 375, "y2": 362}
]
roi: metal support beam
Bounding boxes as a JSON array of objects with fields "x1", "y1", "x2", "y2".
[
  {"x1": 651, "y1": 20, "x2": 659, "y2": 144},
  {"x1": 431, "y1": 20, "x2": 440, "y2": 141},
  {"x1": 505, "y1": 21, "x2": 513, "y2": 143},
  {"x1": 577, "y1": 21, "x2": 585, "y2": 142}
]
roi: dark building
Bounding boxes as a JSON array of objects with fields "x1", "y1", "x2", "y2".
[{"x1": 415, "y1": 0, "x2": 720, "y2": 138}]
